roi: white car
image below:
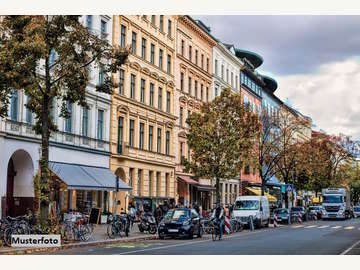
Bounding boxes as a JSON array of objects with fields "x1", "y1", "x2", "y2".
[
  {"x1": 353, "y1": 206, "x2": 360, "y2": 218},
  {"x1": 232, "y1": 196, "x2": 270, "y2": 228}
]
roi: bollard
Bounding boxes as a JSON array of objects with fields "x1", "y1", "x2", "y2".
[
  {"x1": 273, "y1": 214, "x2": 278, "y2": 227},
  {"x1": 249, "y1": 215, "x2": 254, "y2": 231},
  {"x1": 298, "y1": 213, "x2": 302, "y2": 223},
  {"x1": 288, "y1": 214, "x2": 291, "y2": 225}
]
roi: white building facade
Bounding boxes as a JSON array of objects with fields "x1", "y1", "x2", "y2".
[
  {"x1": 0, "y1": 15, "x2": 114, "y2": 218},
  {"x1": 211, "y1": 42, "x2": 243, "y2": 205}
]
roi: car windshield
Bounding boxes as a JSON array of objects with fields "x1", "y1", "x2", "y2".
[
  {"x1": 354, "y1": 207, "x2": 360, "y2": 212},
  {"x1": 275, "y1": 209, "x2": 288, "y2": 215},
  {"x1": 323, "y1": 195, "x2": 342, "y2": 203},
  {"x1": 234, "y1": 200, "x2": 259, "y2": 210},
  {"x1": 164, "y1": 210, "x2": 189, "y2": 220}
]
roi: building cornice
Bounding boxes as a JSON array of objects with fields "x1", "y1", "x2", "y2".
[{"x1": 179, "y1": 16, "x2": 217, "y2": 47}]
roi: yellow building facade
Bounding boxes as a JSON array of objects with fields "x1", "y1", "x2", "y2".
[{"x1": 110, "y1": 15, "x2": 177, "y2": 211}]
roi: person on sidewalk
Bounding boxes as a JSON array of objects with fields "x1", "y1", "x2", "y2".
[
  {"x1": 211, "y1": 202, "x2": 225, "y2": 240},
  {"x1": 194, "y1": 202, "x2": 200, "y2": 216},
  {"x1": 154, "y1": 204, "x2": 163, "y2": 225}
]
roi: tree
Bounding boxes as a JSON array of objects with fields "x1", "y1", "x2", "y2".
[
  {"x1": 274, "y1": 105, "x2": 309, "y2": 207},
  {"x1": 182, "y1": 88, "x2": 260, "y2": 203},
  {"x1": 257, "y1": 110, "x2": 281, "y2": 195},
  {"x1": 0, "y1": 16, "x2": 129, "y2": 225}
]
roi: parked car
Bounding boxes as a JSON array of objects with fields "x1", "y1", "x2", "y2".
[
  {"x1": 272, "y1": 208, "x2": 290, "y2": 224},
  {"x1": 232, "y1": 196, "x2": 270, "y2": 228},
  {"x1": 291, "y1": 206, "x2": 306, "y2": 221},
  {"x1": 158, "y1": 208, "x2": 202, "y2": 239},
  {"x1": 353, "y1": 206, "x2": 360, "y2": 218},
  {"x1": 307, "y1": 205, "x2": 322, "y2": 219}
]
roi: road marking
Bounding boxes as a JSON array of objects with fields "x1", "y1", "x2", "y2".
[
  {"x1": 331, "y1": 226, "x2": 342, "y2": 229},
  {"x1": 344, "y1": 226, "x2": 355, "y2": 230},
  {"x1": 114, "y1": 228, "x2": 279, "y2": 255},
  {"x1": 340, "y1": 238, "x2": 360, "y2": 255},
  {"x1": 318, "y1": 225, "x2": 330, "y2": 229},
  {"x1": 305, "y1": 225, "x2": 317, "y2": 228},
  {"x1": 292, "y1": 225, "x2": 304, "y2": 228}
]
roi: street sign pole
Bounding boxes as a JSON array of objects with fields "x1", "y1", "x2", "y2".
[{"x1": 115, "y1": 176, "x2": 119, "y2": 215}]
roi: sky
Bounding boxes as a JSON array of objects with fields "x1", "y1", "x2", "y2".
[{"x1": 194, "y1": 16, "x2": 360, "y2": 140}]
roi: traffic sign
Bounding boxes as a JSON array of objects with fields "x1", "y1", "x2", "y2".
[{"x1": 285, "y1": 184, "x2": 293, "y2": 193}]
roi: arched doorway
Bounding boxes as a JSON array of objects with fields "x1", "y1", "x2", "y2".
[
  {"x1": 114, "y1": 167, "x2": 128, "y2": 214},
  {"x1": 6, "y1": 150, "x2": 34, "y2": 217}
]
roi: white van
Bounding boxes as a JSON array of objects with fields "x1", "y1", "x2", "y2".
[{"x1": 232, "y1": 196, "x2": 270, "y2": 228}]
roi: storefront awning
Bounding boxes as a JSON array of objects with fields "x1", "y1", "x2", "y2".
[
  {"x1": 245, "y1": 187, "x2": 278, "y2": 203},
  {"x1": 177, "y1": 175, "x2": 198, "y2": 185},
  {"x1": 196, "y1": 184, "x2": 216, "y2": 192},
  {"x1": 49, "y1": 161, "x2": 131, "y2": 191}
]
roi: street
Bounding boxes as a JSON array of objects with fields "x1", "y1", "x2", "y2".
[{"x1": 50, "y1": 218, "x2": 360, "y2": 255}]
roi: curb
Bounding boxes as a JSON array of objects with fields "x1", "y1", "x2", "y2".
[{"x1": 0, "y1": 234, "x2": 158, "y2": 255}]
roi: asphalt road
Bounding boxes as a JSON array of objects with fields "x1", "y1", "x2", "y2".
[{"x1": 50, "y1": 218, "x2": 360, "y2": 255}]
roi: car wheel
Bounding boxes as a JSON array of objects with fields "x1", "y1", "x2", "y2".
[
  {"x1": 188, "y1": 229, "x2": 194, "y2": 239},
  {"x1": 264, "y1": 218, "x2": 270, "y2": 227},
  {"x1": 158, "y1": 233, "x2": 165, "y2": 240}
]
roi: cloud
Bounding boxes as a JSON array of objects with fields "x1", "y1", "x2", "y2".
[
  {"x1": 194, "y1": 15, "x2": 360, "y2": 75},
  {"x1": 275, "y1": 57, "x2": 360, "y2": 139}
]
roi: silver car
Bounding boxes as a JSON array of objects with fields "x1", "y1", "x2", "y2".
[{"x1": 353, "y1": 206, "x2": 360, "y2": 218}]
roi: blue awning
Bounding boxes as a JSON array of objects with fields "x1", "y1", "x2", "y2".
[{"x1": 49, "y1": 161, "x2": 131, "y2": 191}]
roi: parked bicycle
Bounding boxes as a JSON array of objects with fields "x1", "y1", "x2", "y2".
[
  {"x1": 107, "y1": 213, "x2": 130, "y2": 239},
  {"x1": 0, "y1": 215, "x2": 33, "y2": 246},
  {"x1": 61, "y1": 214, "x2": 94, "y2": 242},
  {"x1": 230, "y1": 217, "x2": 244, "y2": 233}
]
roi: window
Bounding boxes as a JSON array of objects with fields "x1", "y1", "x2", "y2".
[
  {"x1": 187, "y1": 110, "x2": 190, "y2": 128},
  {"x1": 139, "y1": 122, "x2": 144, "y2": 149},
  {"x1": 206, "y1": 87, "x2": 209, "y2": 102},
  {"x1": 181, "y1": 40, "x2": 184, "y2": 56},
  {"x1": 165, "y1": 173, "x2": 170, "y2": 197},
  {"x1": 180, "y1": 142, "x2": 184, "y2": 158},
  {"x1": 195, "y1": 50, "x2": 198, "y2": 65},
  {"x1": 180, "y1": 107, "x2": 184, "y2": 127},
  {"x1": 129, "y1": 168, "x2": 134, "y2": 190},
  {"x1": 159, "y1": 49, "x2": 163, "y2": 69},
  {"x1": 156, "y1": 172, "x2": 161, "y2": 197},
  {"x1": 149, "y1": 171, "x2": 153, "y2": 196},
  {"x1": 206, "y1": 58, "x2": 209, "y2": 72},
  {"x1": 65, "y1": 101, "x2": 72, "y2": 133},
  {"x1": 119, "y1": 69, "x2": 124, "y2": 95},
  {"x1": 100, "y1": 20, "x2": 107, "y2": 40},
  {"x1": 98, "y1": 65, "x2": 104, "y2": 85},
  {"x1": 201, "y1": 54, "x2": 204, "y2": 69},
  {"x1": 25, "y1": 95, "x2": 32, "y2": 124},
  {"x1": 244, "y1": 165, "x2": 250, "y2": 175},
  {"x1": 226, "y1": 69, "x2": 229, "y2": 83},
  {"x1": 166, "y1": 91, "x2": 171, "y2": 113},
  {"x1": 131, "y1": 31, "x2": 137, "y2": 54},
  {"x1": 157, "y1": 127, "x2": 162, "y2": 153},
  {"x1": 187, "y1": 143, "x2": 190, "y2": 161},
  {"x1": 158, "y1": 87, "x2": 162, "y2": 110},
  {"x1": 86, "y1": 15, "x2": 92, "y2": 28},
  {"x1": 180, "y1": 72, "x2": 184, "y2": 91},
  {"x1": 117, "y1": 116, "x2": 124, "y2": 153},
  {"x1": 140, "y1": 79, "x2": 145, "y2": 103},
  {"x1": 215, "y1": 59, "x2": 218, "y2": 75},
  {"x1": 150, "y1": 43, "x2": 155, "y2": 64},
  {"x1": 159, "y1": 15, "x2": 164, "y2": 32},
  {"x1": 97, "y1": 109, "x2": 104, "y2": 140},
  {"x1": 129, "y1": 119, "x2": 134, "y2": 147},
  {"x1": 235, "y1": 75, "x2": 238, "y2": 90},
  {"x1": 200, "y1": 84, "x2": 203, "y2": 101},
  {"x1": 231, "y1": 72, "x2": 234, "y2": 87},
  {"x1": 149, "y1": 83, "x2": 154, "y2": 106},
  {"x1": 188, "y1": 77, "x2": 191, "y2": 95},
  {"x1": 130, "y1": 74, "x2": 136, "y2": 99},
  {"x1": 148, "y1": 125, "x2": 153, "y2": 151},
  {"x1": 120, "y1": 25, "x2": 126, "y2": 47},
  {"x1": 141, "y1": 38, "x2": 146, "y2": 59},
  {"x1": 151, "y1": 15, "x2": 156, "y2": 26},
  {"x1": 82, "y1": 107, "x2": 89, "y2": 137},
  {"x1": 215, "y1": 87, "x2": 218, "y2": 97},
  {"x1": 165, "y1": 131, "x2": 170, "y2": 155},
  {"x1": 194, "y1": 81, "x2": 198, "y2": 99},
  {"x1": 189, "y1": 45, "x2": 192, "y2": 61},
  {"x1": 221, "y1": 64, "x2": 224, "y2": 79},
  {"x1": 167, "y1": 54, "x2": 171, "y2": 74},
  {"x1": 142, "y1": 15, "x2": 147, "y2": 20},
  {"x1": 167, "y1": 19, "x2": 172, "y2": 37}
]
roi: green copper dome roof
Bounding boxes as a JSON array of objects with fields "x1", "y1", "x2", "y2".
[
  {"x1": 260, "y1": 74, "x2": 278, "y2": 92},
  {"x1": 235, "y1": 48, "x2": 264, "y2": 68}
]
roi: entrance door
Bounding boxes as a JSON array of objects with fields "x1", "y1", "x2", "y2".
[{"x1": 6, "y1": 158, "x2": 15, "y2": 217}]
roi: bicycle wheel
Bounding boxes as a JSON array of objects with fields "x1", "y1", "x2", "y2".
[
  {"x1": 107, "y1": 224, "x2": 116, "y2": 239},
  {"x1": 62, "y1": 224, "x2": 75, "y2": 242},
  {"x1": 4, "y1": 227, "x2": 13, "y2": 247},
  {"x1": 80, "y1": 225, "x2": 92, "y2": 242},
  {"x1": 211, "y1": 228, "x2": 216, "y2": 241}
]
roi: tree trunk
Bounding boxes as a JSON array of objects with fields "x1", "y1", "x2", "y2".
[
  {"x1": 39, "y1": 94, "x2": 50, "y2": 224},
  {"x1": 215, "y1": 177, "x2": 221, "y2": 204},
  {"x1": 261, "y1": 176, "x2": 265, "y2": 196}
]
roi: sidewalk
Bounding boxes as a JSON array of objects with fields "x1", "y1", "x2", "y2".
[{"x1": 0, "y1": 223, "x2": 157, "y2": 255}]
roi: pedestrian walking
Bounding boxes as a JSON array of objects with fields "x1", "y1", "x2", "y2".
[{"x1": 154, "y1": 203, "x2": 163, "y2": 225}]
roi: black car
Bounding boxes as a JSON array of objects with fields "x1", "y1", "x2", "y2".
[
  {"x1": 291, "y1": 207, "x2": 306, "y2": 221},
  {"x1": 158, "y1": 208, "x2": 203, "y2": 239},
  {"x1": 272, "y1": 208, "x2": 290, "y2": 224}
]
